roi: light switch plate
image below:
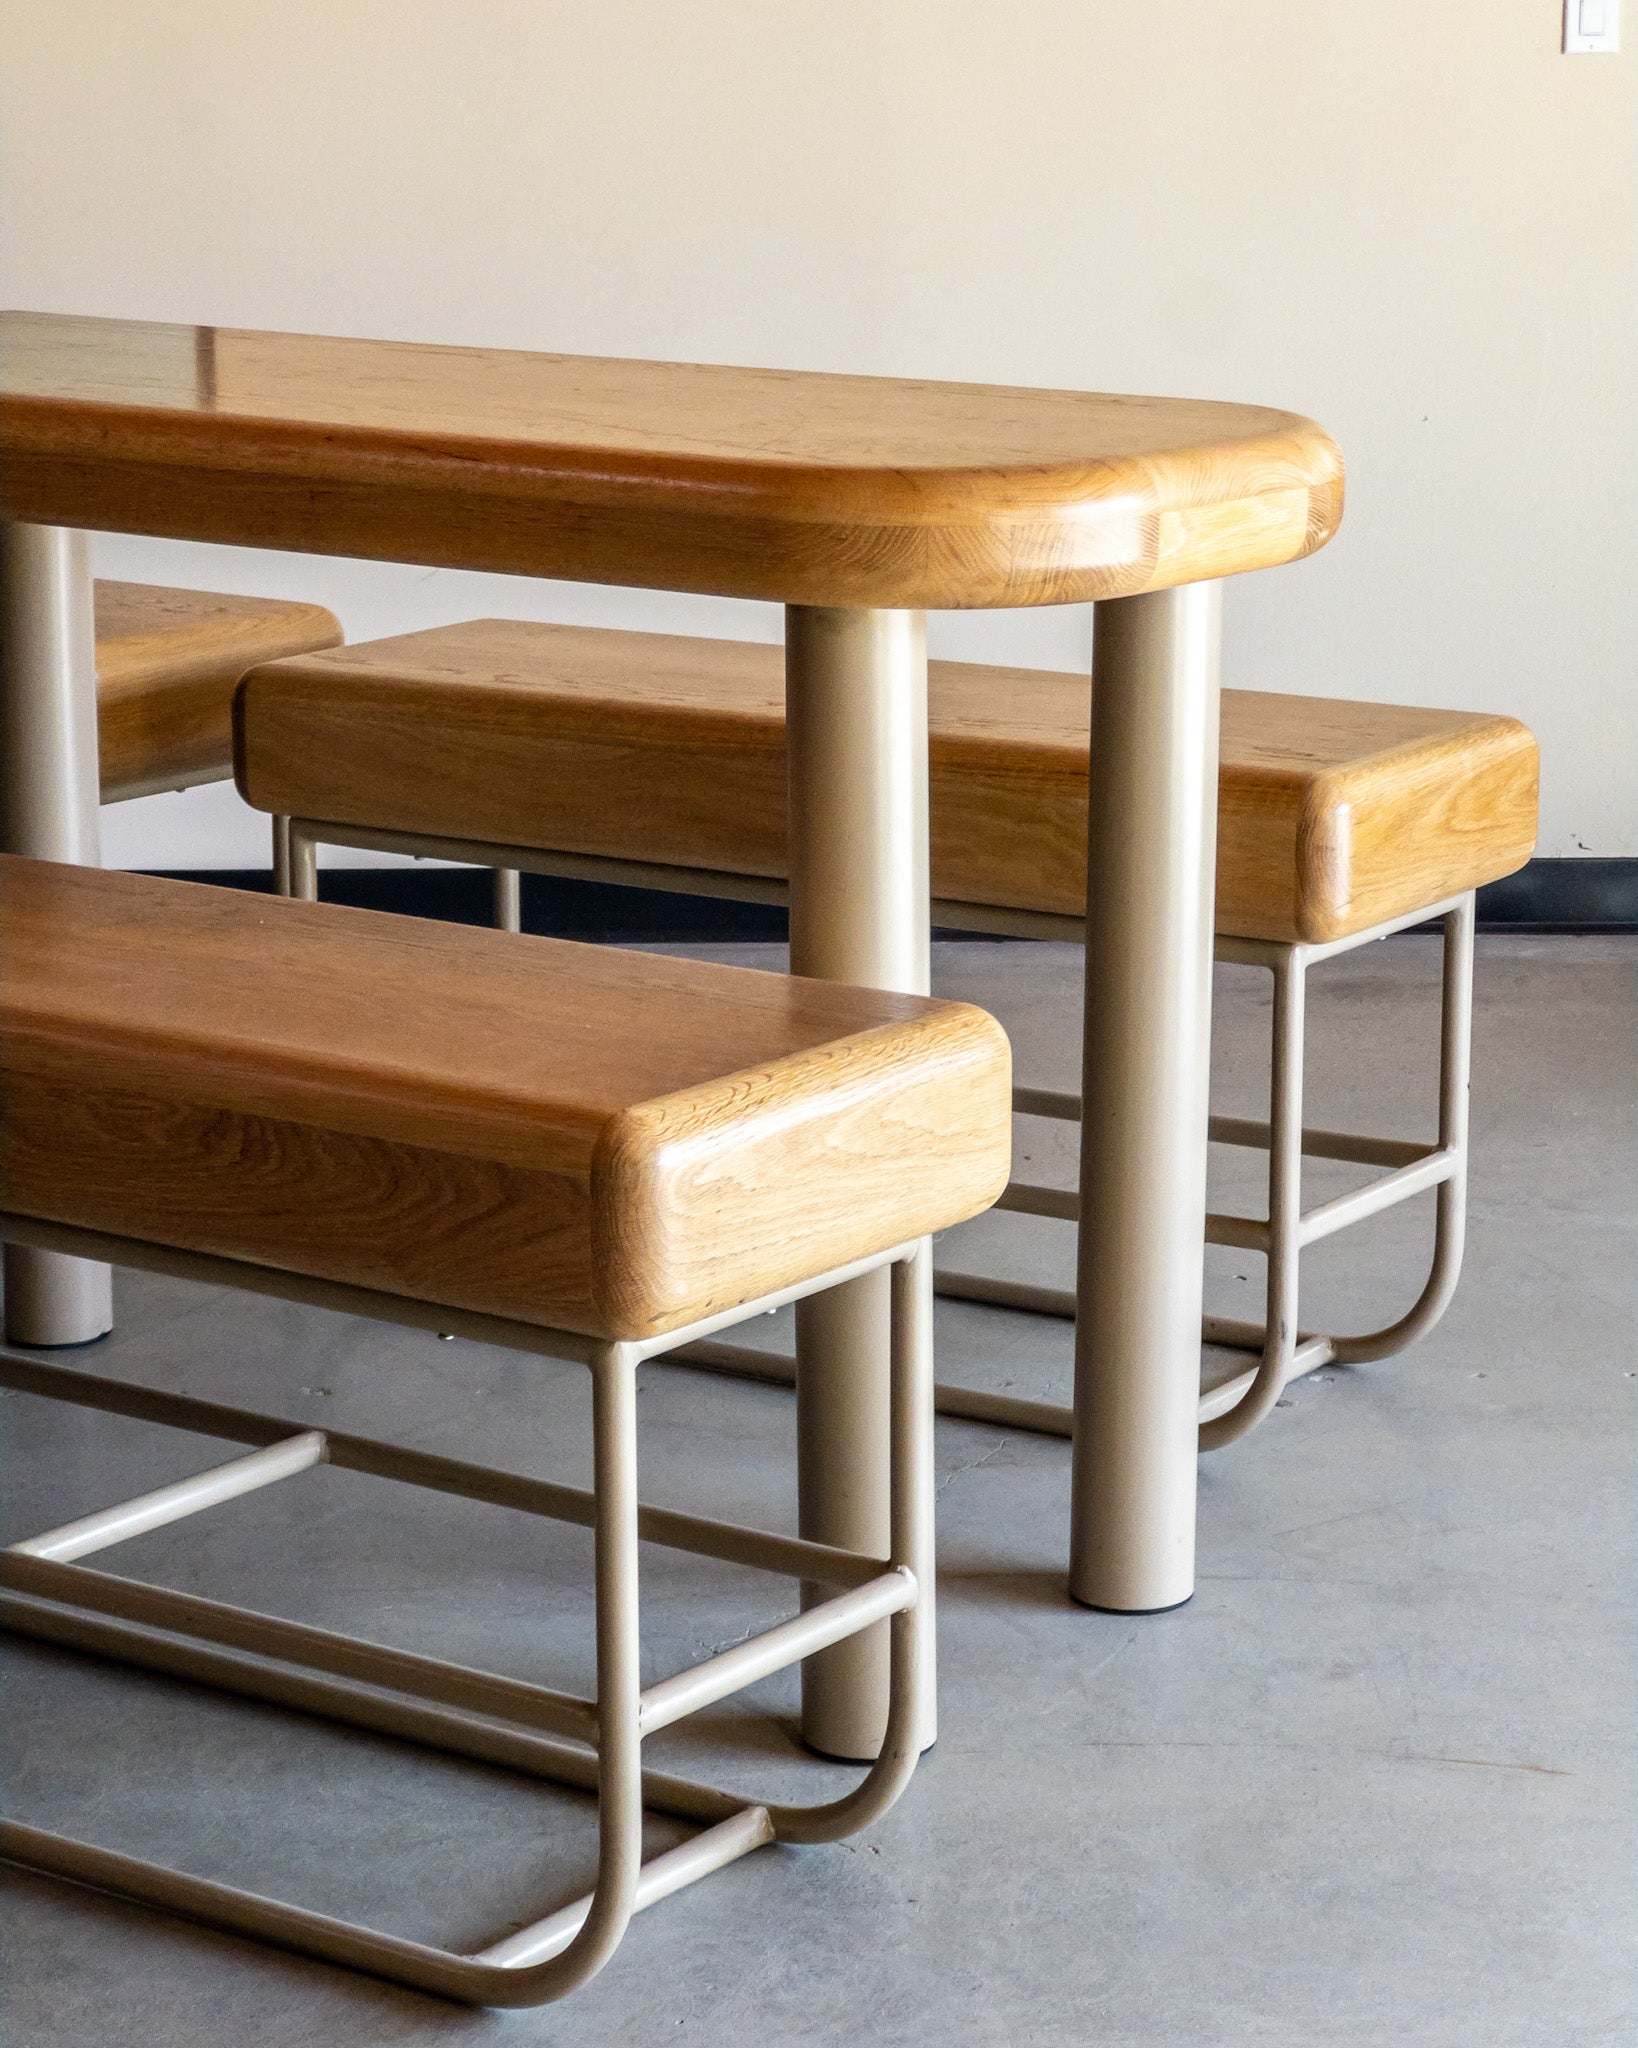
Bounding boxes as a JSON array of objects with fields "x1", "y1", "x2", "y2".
[{"x1": 1564, "y1": 0, "x2": 1621, "y2": 52}]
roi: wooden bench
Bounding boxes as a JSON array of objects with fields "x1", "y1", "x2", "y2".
[
  {"x1": 0, "y1": 857, "x2": 1010, "y2": 2004},
  {"x1": 233, "y1": 620, "x2": 1537, "y2": 1445},
  {"x1": 234, "y1": 618, "x2": 1537, "y2": 944},
  {"x1": 97, "y1": 580, "x2": 341, "y2": 803}
]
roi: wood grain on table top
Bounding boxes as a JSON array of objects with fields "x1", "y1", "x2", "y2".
[
  {"x1": 236, "y1": 619, "x2": 1538, "y2": 945},
  {"x1": 96, "y1": 580, "x2": 341, "y2": 800},
  {"x1": 3, "y1": 312, "x2": 1342, "y2": 608},
  {"x1": 0, "y1": 859, "x2": 1011, "y2": 1336}
]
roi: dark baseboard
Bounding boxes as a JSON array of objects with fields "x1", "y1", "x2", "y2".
[
  {"x1": 1470, "y1": 858, "x2": 1637, "y2": 934},
  {"x1": 149, "y1": 866, "x2": 791, "y2": 943},
  {"x1": 147, "y1": 855, "x2": 1637, "y2": 941}
]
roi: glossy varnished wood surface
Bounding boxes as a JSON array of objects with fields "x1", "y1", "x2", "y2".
[
  {"x1": 0, "y1": 860, "x2": 1010, "y2": 1337},
  {"x1": 3, "y1": 312, "x2": 1342, "y2": 607},
  {"x1": 236, "y1": 621, "x2": 1538, "y2": 944},
  {"x1": 96, "y1": 580, "x2": 341, "y2": 801}
]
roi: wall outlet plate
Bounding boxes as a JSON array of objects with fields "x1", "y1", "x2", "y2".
[{"x1": 1564, "y1": 0, "x2": 1621, "y2": 52}]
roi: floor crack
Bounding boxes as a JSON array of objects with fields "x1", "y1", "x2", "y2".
[{"x1": 935, "y1": 1433, "x2": 1011, "y2": 1502}]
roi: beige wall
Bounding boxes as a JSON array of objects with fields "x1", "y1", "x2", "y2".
[{"x1": 4, "y1": 0, "x2": 1633, "y2": 866}]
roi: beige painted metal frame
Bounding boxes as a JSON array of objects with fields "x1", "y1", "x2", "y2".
[
  {"x1": 932, "y1": 891, "x2": 1476, "y2": 1448},
  {"x1": 0, "y1": 1210, "x2": 933, "y2": 2009}
]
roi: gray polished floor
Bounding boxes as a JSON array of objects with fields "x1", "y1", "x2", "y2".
[{"x1": 3, "y1": 935, "x2": 1633, "y2": 2048}]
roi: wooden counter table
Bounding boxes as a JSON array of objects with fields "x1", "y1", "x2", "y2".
[{"x1": 0, "y1": 312, "x2": 1343, "y2": 1757}]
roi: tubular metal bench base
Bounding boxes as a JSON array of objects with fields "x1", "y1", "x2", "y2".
[
  {"x1": 0, "y1": 1214, "x2": 932, "y2": 2008},
  {"x1": 932, "y1": 892, "x2": 1473, "y2": 1448},
  {"x1": 280, "y1": 816, "x2": 1475, "y2": 1451}
]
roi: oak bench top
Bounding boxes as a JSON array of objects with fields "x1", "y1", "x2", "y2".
[
  {"x1": 234, "y1": 620, "x2": 1537, "y2": 946},
  {"x1": 96, "y1": 580, "x2": 342, "y2": 802},
  {"x1": 2, "y1": 311, "x2": 1343, "y2": 609},
  {"x1": 0, "y1": 859, "x2": 1010, "y2": 1338}
]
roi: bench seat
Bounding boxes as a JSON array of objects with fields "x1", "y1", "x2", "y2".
[
  {"x1": 233, "y1": 620, "x2": 1538, "y2": 945},
  {"x1": 97, "y1": 581, "x2": 342, "y2": 802},
  {"x1": 0, "y1": 860, "x2": 1010, "y2": 1340}
]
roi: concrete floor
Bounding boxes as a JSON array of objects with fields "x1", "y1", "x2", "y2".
[{"x1": 2, "y1": 934, "x2": 1633, "y2": 2047}]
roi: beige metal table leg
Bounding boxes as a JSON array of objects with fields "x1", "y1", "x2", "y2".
[
  {"x1": 1068, "y1": 583, "x2": 1222, "y2": 1613},
  {"x1": 786, "y1": 606, "x2": 933, "y2": 1760},
  {"x1": 0, "y1": 524, "x2": 113, "y2": 1348}
]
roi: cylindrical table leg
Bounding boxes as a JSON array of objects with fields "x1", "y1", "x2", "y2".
[
  {"x1": 0, "y1": 523, "x2": 113, "y2": 1348},
  {"x1": 786, "y1": 605, "x2": 932, "y2": 1760},
  {"x1": 493, "y1": 867, "x2": 523, "y2": 934},
  {"x1": 1068, "y1": 582, "x2": 1222, "y2": 1613},
  {"x1": 272, "y1": 815, "x2": 293, "y2": 896}
]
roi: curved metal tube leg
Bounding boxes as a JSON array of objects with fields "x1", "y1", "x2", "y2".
[
  {"x1": 767, "y1": 1248, "x2": 931, "y2": 1840},
  {"x1": 1327, "y1": 895, "x2": 1473, "y2": 1365},
  {"x1": 1199, "y1": 947, "x2": 1306, "y2": 1449},
  {"x1": 506, "y1": 1341, "x2": 645, "y2": 1995},
  {"x1": 1204, "y1": 892, "x2": 1475, "y2": 1438}
]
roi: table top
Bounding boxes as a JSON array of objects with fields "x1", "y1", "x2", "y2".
[{"x1": 2, "y1": 311, "x2": 1342, "y2": 609}]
